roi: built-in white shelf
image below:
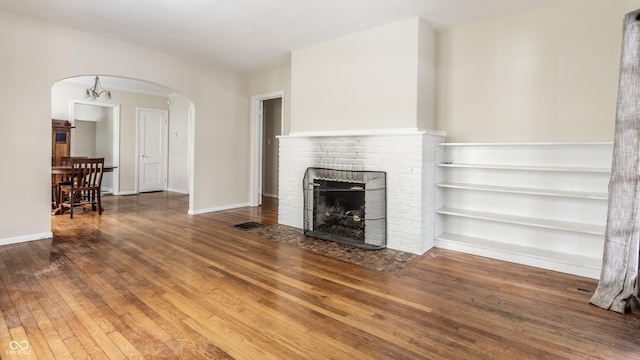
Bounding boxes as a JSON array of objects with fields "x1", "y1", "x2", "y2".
[
  {"x1": 436, "y1": 182, "x2": 608, "y2": 200},
  {"x1": 438, "y1": 163, "x2": 610, "y2": 173},
  {"x1": 436, "y1": 207, "x2": 605, "y2": 235},
  {"x1": 438, "y1": 141, "x2": 613, "y2": 146},
  {"x1": 435, "y1": 142, "x2": 611, "y2": 279}
]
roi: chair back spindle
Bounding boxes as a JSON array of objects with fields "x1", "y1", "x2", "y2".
[{"x1": 59, "y1": 157, "x2": 105, "y2": 218}]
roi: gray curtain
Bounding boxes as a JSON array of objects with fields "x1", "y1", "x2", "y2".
[{"x1": 590, "y1": 9, "x2": 640, "y2": 313}]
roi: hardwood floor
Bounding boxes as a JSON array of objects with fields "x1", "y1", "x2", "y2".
[{"x1": 1, "y1": 192, "x2": 638, "y2": 359}]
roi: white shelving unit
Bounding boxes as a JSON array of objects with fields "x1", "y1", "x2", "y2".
[{"x1": 434, "y1": 142, "x2": 613, "y2": 279}]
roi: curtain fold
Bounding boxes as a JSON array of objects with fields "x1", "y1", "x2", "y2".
[{"x1": 590, "y1": 9, "x2": 640, "y2": 313}]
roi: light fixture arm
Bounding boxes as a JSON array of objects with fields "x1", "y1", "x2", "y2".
[{"x1": 86, "y1": 76, "x2": 112, "y2": 100}]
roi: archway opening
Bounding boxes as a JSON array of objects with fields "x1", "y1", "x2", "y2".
[{"x1": 50, "y1": 75, "x2": 194, "y2": 214}]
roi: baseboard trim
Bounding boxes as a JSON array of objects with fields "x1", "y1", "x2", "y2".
[
  {"x1": 434, "y1": 238, "x2": 601, "y2": 279},
  {"x1": 189, "y1": 202, "x2": 250, "y2": 215},
  {"x1": 167, "y1": 188, "x2": 189, "y2": 195},
  {"x1": 0, "y1": 232, "x2": 53, "y2": 246},
  {"x1": 116, "y1": 191, "x2": 138, "y2": 196}
]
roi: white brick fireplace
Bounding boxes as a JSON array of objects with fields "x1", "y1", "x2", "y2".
[{"x1": 278, "y1": 129, "x2": 445, "y2": 254}]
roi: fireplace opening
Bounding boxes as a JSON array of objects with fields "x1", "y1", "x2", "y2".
[
  {"x1": 303, "y1": 168, "x2": 386, "y2": 250},
  {"x1": 313, "y1": 179, "x2": 366, "y2": 242}
]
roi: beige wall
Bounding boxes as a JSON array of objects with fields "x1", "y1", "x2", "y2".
[
  {"x1": 168, "y1": 94, "x2": 191, "y2": 194},
  {"x1": 417, "y1": 19, "x2": 438, "y2": 130},
  {"x1": 437, "y1": 0, "x2": 637, "y2": 142},
  {"x1": 248, "y1": 64, "x2": 291, "y2": 135},
  {"x1": 0, "y1": 9, "x2": 249, "y2": 243},
  {"x1": 290, "y1": 17, "x2": 436, "y2": 132},
  {"x1": 73, "y1": 119, "x2": 97, "y2": 157}
]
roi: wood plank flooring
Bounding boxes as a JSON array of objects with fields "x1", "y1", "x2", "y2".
[{"x1": 0, "y1": 191, "x2": 638, "y2": 359}]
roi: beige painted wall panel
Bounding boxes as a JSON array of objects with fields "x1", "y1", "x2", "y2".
[
  {"x1": 73, "y1": 120, "x2": 97, "y2": 157},
  {"x1": 291, "y1": 17, "x2": 421, "y2": 132},
  {"x1": 168, "y1": 95, "x2": 191, "y2": 194},
  {"x1": 417, "y1": 19, "x2": 438, "y2": 130},
  {"x1": 437, "y1": 0, "x2": 632, "y2": 142}
]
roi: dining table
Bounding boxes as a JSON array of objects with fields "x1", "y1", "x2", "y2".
[
  {"x1": 51, "y1": 165, "x2": 117, "y2": 215},
  {"x1": 51, "y1": 164, "x2": 117, "y2": 175}
]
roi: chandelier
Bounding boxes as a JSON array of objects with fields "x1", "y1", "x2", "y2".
[{"x1": 86, "y1": 76, "x2": 111, "y2": 100}]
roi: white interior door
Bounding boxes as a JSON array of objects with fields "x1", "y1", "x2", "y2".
[{"x1": 138, "y1": 108, "x2": 168, "y2": 193}]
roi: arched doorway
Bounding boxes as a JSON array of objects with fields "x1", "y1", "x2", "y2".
[{"x1": 51, "y1": 75, "x2": 193, "y2": 207}]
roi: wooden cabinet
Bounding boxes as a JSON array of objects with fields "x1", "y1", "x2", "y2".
[{"x1": 52, "y1": 119, "x2": 71, "y2": 166}]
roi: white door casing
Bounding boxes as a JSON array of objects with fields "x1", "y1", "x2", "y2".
[
  {"x1": 250, "y1": 91, "x2": 284, "y2": 207},
  {"x1": 138, "y1": 108, "x2": 168, "y2": 193}
]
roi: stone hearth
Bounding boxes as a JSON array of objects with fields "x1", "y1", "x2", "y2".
[{"x1": 247, "y1": 224, "x2": 419, "y2": 274}]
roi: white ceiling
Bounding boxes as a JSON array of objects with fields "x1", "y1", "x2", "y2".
[{"x1": 1, "y1": 0, "x2": 569, "y2": 73}]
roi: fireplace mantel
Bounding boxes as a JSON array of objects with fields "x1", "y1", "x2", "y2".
[{"x1": 282, "y1": 128, "x2": 447, "y2": 139}]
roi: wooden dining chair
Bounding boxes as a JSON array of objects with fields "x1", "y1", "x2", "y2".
[
  {"x1": 52, "y1": 156, "x2": 88, "y2": 209},
  {"x1": 59, "y1": 157, "x2": 105, "y2": 218}
]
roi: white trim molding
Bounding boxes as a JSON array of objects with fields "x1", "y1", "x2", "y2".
[
  {"x1": 285, "y1": 128, "x2": 446, "y2": 138},
  {"x1": 0, "y1": 232, "x2": 53, "y2": 246},
  {"x1": 188, "y1": 202, "x2": 250, "y2": 215},
  {"x1": 250, "y1": 90, "x2": 285, "y2": 207}
]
